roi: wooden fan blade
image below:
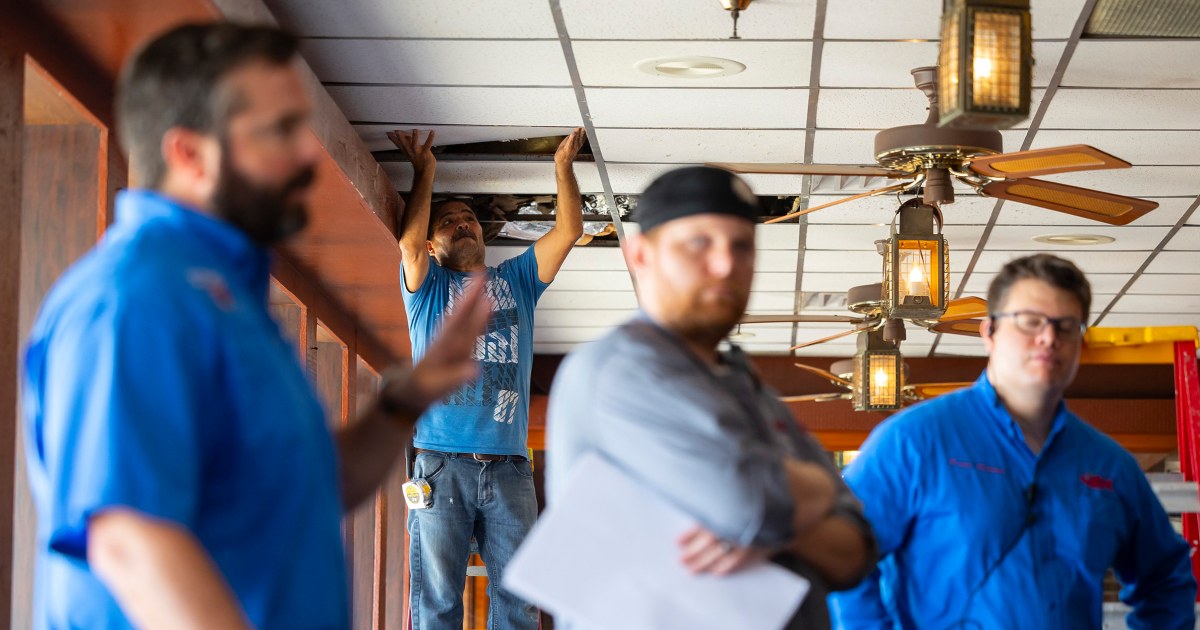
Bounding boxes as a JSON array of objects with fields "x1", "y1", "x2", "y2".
[
  {"x1": 941, "y1": 296, "x2": 988, "y2": 322},
  {"x1": 765, "y1": 182, "x2": 909, "y2": 224},
  {"x1": 982, "y1": 178, "x2": 1158, "y2": 226},
  {"x1": 967, "y1": 144, "x2": 1130, "y2": 179},
  {"x1": 929, "y1": 319, "x2": 982, "y2": 337},
  {"x1": 792, "y1": 362, "x2": 853, "y2": 387},
  {"x1": 780, "y1": 392, "x2": 851, "y2": 403},
  {"x1": 707, "y1": 162, "x2": 909, "y2": 178},
  {"x1": 903, "y1": 382, "x2": 973, "y2": 399},
  {"x1": 741, "y1": 314, "x2": 863, "y2": 324},
  {"x1": 789, "y1": 327, "x2": 862, "y2": 350}
]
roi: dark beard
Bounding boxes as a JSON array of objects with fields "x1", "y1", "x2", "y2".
[{"x1": 212, "y1": 150, "x2": 314, "y2": 245}]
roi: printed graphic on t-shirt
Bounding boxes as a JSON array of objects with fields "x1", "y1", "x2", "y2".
[{"x1": 446, "y1": 274, "x2": 520, "y2": 424}]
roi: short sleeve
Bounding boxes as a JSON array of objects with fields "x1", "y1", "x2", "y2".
[
  {"x1": 34, "y1": 292, "x2": 215, "y2": 562},
  {"x1": 497, "y1": 245, "x2": 550, "y2": 305}
]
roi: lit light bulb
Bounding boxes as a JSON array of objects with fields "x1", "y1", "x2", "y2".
[
  {"x1": 974, "y1": 56, "x2": 993, "y2": 80},
  {"x1": 874, "y1": 368, "x2": 889, "y2": 388},
  {"x1": 907, "y1": 264, "x2": 929, "y2": 298}
]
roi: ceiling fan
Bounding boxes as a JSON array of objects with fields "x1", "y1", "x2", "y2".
[
  {"x1": 779, "y1": 359, "x2": 972, "y2": 405},
  {"x1": 710, "y1": 66, "x2": 1158, "y2": 226}
]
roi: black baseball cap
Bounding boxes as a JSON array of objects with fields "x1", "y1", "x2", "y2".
[{"x1": 634, "y1": 166, "x2": 761, "y2": 234}]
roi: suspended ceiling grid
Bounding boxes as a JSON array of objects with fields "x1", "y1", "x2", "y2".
[{"x1": 263, "y1": 0, "x2": 1200, "y2": 357}]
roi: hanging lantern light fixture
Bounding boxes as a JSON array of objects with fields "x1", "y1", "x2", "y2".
[
  {"x1": 852, "y1": 329, "x2": 903, "y2": 411},
  {"x1": 937, "y1": 0, "x2": 1033, "y2": 129},
  {"x1": 882, "y1": 199, "x2": 950, "y2": 321}
]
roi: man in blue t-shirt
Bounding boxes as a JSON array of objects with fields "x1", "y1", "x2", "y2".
[
  {"x1": 22, "y1": 23, "x2": 490, "y2": 629},
  {"x1": 390, "y1": 127, "x2": 586, "y2": 629},
  {"x1": 829, "y1": 254, "x2": 1196, "y2": 629}
]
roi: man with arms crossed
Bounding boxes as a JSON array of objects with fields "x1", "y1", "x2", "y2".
[
  {"x1": 391, "y1": 127, "x2": 586, "y2": 629},
  {"x1": 23, "y1": 23, "x2": 490, "y2": 629},
  {"x1": 548, "y1": 166, "x2": 877, "y2": 628},
  {"x1": 830, "y1": 253, "x2": 1196, "y2": 629}
]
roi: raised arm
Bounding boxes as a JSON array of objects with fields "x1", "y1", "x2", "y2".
[
  {"x1": 336, "y1": 277, "x2": 491, "y2": 508},
  {"x1": 389, "y1": 129, "x2": 436, "y2": 292},
  {"x1": 533, "y1": 127, "x2": 586, "y2": 283}
]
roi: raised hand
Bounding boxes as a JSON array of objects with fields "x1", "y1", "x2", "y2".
[
  {"x1": 677, "y1": 525, "x2": 772, "y2": 576},
  {"x1": 554, "y1": 127, "x2": 586, "y2": 167},
  {"x1": 387, "y1": 129, "x2": 437, "y2": 174}
]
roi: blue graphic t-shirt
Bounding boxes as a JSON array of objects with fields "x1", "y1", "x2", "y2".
[{"x1": 401, "y1": 246, "x2": 549, "y2": 456}]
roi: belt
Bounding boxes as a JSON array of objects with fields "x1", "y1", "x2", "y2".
[{"x1": 413, "y1": 448, "x2": 524, "y2": 463}]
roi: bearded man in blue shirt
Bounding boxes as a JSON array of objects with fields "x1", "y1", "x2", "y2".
[
  {"x1": 829, "y1": 253, "x2": 1196, "y2": 629},
  {"x1": 22, "y1": 23, "x2": 491, "y2": 629}
]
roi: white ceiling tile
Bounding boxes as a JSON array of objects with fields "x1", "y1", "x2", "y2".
[
  {"x1": 560, "y1": 0, "x2": 817, "y2": 40},
  {"x1": 585, "y1": 88, "x2": 809, "y2": 128},
  {"x1": 1095, "y1": 313, "x2": 1200, "y2": 328},
  {"x1": 805, "y1": 224, "x2": 891, "y2": 250},
  {"x1": 326, "y1": 86, "x2": 582, "y2": 126},
  {"x1": 1128, "y1": 274, "x2": 1200, "y2": 295},
  {"x1": 1026, "y1": 130, "x2": 1200, "y2": 166},
  {"x1": 757, "y1": 250, "x2": 799, "y2": 273},
  {"x1": 747, "y1": 292, "x2": 799, "y2": 312},
  {"x1": 1039, "y1": 89, "x2": 1200, "y2": 130},
  {"x1": 983, "y1": 225, "x2": 1169, "y2": 250},
  {"x1": 1107, "y1": 294, "x2": 1200, "y2": 314},
  {"x1": 1028, "y1": 0, "x2": 1091, "y2": 39},
  {"x1": 801, "y1": 272, "x2": 881, "y2": 292},
  {"x1": 264, "y1": 0, "x2": 559, "y2": 38},
  {"x1": 804, "y1": 249, "x2": 888, "y2": 273},
  {"x1": 355, "y1": 124, "x2": 577, "y2": 152},
  {"x1": 537, "y1": 290, "x2": 640, "y2": 310},
  {"x1": 1164, "y1": 226, "x2": 1200, "y2": 251},
  {"x1": 932, "y1": 345, "x2": 988, "y2": 358},
  {"x1": 810, "y1": 130, "x2": 880, "y2": 164},
  {"x1": 384, "y1": 161, "x2": 604, "y2": 194},
  {"x1": 596, "y1": 129, "x2": 808, "y2": 164},
  {"x1": 1063, "y1": 41, "x2": 1200, "y2": 89},
  {"x1": 963, "y1": 272, "x2": 1130, "y2": 295},
  {"x1": 996, "y1": 196, "x2": 1194, "y2": 227},
  {"x1": 973, "y1": 250, "x2": 1150, "y2": 275},
  {"x1": 299, "y1": 40, "x2": 570, "y2": 86},
  {"x1": 753, "y1": 272, "x2": 799, "y2": 292},
  {"x1": 536, "y1": 309, "x2": 636, "y2": 327},
  {"x1": 820, "y1": 42, "x2": 939, "y2": 88},
  {"x1": 823, "y1": 0, "x2": 940, "y2": 39},
  {"x1": 1146, "y1": 251, "x2": 1200, "y2": 274},
  {"x1": 756, "y1": 224, "x2": 802, "y2": 250},
  {"x1": 605, "y1": 163, "x2": 684, "y2": 195},
  {"x1": 1030, "y1": 42, "x2": 1068, "y2": 88},
  {"x1": 574, "y1": 41, "x2": 811, "y2": 88},
  {"x1": 1050, "y1": 166, "x2": 1200, "y2": 198},
  {"x1": 546, "y1": 247, "x2": 629, "y2": 271},
  {"x1": 818, "y1": 89, "x2": 1043, "y2": 130}
]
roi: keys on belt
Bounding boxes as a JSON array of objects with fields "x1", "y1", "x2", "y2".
[{"x1": 414, "y1": 448, "x2": 523, "y2": 462}]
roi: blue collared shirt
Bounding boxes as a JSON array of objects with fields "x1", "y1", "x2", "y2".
[
  {"x1": 23, "y1": 190, "x2": 348, "y2": 629},
  {"x1": 829, "y1": 373, "x2": 1195, "y2": 629}
]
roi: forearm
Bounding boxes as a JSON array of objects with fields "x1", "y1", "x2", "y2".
[
  {"x1": 786, "y1": 513, "x2": 872, "y2": 589},
  {"x1": 398, "y1": 166, "x2": 435, "y2": 254},
  {"x1": 336, "y1": 396, "x2": 421, "y2": 509},
  {"x1": 551, "y1": 160, "x2": 583, "y2": 241},
  {"x1": 89, "y1": 509, "x2": 251, "y2": 630}
]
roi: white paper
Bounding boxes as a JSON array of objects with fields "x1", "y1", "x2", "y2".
[{"x1": 503, "y1": 453, "x2": 810, "y2": 630}]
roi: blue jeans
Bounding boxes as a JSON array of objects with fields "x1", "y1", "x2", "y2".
[{"x1": 408, "y1": 451, "x2": 539, "y2": 630}]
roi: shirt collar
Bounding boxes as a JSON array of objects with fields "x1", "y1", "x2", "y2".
[
  {"x1": 974, "y1": 370, "x2": 1071, "y2": 454},
  {"x1": 114, "y1": 189, "x2": 272, "y2": 298}
]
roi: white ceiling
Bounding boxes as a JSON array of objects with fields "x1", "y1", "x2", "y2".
[{"x1": 265, "y1": 0, "x2": 1200, "y2": 359}]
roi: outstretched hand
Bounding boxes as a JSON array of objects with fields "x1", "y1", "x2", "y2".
[
  {"x1": 381, "y1": 276, "x2": 489, "y2": 413},
  {"x1": 387, "y1": 129, "x2": 437, "y2": 173},
  {"x1": 677, "y1": 526, "x2": 772, "y2": 576},
  {"x1": 554, "y1": 127, "x2": 586, "y2": 166}
]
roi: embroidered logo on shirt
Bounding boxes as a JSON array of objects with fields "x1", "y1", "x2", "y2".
[
  {"x1": 1079, "y1": 473, "x2": 1115, "y2": 491},
  {"x1": 187, "y1": 269, "x2": 235, "y2": 312}
]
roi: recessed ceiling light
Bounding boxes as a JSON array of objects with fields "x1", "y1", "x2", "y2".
[
  {"x1": 635, "y1": 56, "x2": 746, "y2": 79},
  {"x1": 1032, "y1": 234, "x2": 1116, "y2": 246}
]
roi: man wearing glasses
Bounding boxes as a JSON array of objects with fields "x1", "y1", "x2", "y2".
[{"x1": 829, "y1": 253, "x2": 1196, "y2": 629}]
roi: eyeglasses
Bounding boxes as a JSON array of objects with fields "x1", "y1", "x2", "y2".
[{"x1": 990, "y1": 311, "x2": 1086, "y2": 340}]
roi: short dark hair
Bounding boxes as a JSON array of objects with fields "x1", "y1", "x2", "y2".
[
  {"x1": 115, "y1": 23, "x2": 298, "y2": 188},
  {"x1": 427, "y1": 199, "x2": 474, "y2": 239},
  {"x1": 987, "y1": 254, "x2": 1091, "y2": 321}
]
